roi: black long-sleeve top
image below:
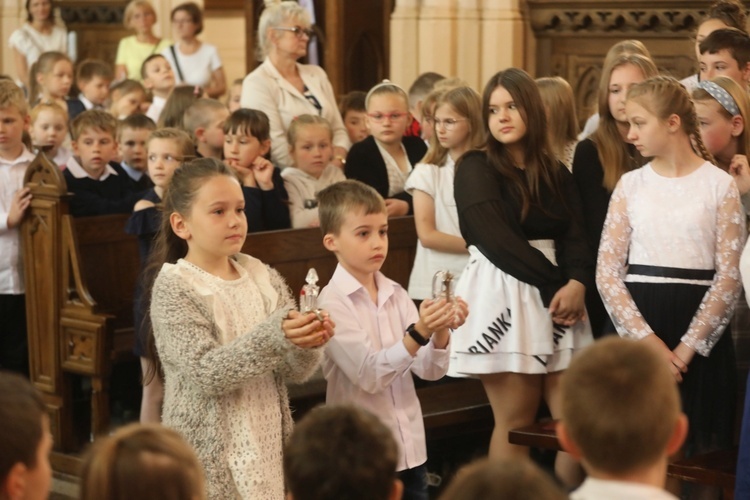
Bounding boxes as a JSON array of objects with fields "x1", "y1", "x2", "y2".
[
  {"x1": 241, "y1": 166, "x2": 291, "y2": 232},
  {"x1": 454, "y1": 150, "x2": 593, "y2": 306},
  {"x1": 64, "y1": 163, "x2": 145, "y2": 217},
  {"x1": 570, "y1": 138, "x2": 611, "y2": 254},
  {"x1": 345, "y1": 135, "x2": 427, "y2": 215}
]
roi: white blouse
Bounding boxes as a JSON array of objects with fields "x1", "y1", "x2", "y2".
[
  {"x1": 9, "y1": 24, "x2": 68, "y2": 67},
  {"x1": 596, "y1": 162, "x2": 745, "y2": 356},
  {"x1": 404, "y1": 157, "x2": 468, "y2": 299}
]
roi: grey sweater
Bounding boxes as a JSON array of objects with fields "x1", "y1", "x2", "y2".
[{"x1": 151, "y1": 254, "x2": 322, "y2": 499}]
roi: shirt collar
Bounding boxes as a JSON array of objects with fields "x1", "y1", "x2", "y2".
[
  {"x1": 65, "y1": 156, "x2": 118, "y2": 180},
  {"x1": 120, "y1": 161, "x2": 144, "y2": 181},
  {"x1": 331, "y1": 263, "x2": 396, "y2": 307},
  {"x1": 78, "y1": 94, "x2": 95, "y2": 110},
  {"x1": 576, "y1": 478, "x2": 678, "y2": 500},
  {"x1": 0, "y1": 146, "x2": 35, "y2": 166}
]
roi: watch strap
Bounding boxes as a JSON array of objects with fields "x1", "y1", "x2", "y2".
[{"x1": 406, "y1": 323, "x2": 429, "y2": 346}]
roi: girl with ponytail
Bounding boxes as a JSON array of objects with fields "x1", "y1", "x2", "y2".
[{"x1": 597, "y1": 75, "x2": 745, "y2": 464}]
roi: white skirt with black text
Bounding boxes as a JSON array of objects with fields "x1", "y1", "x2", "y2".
[{"x1": 448, "y1": 243, "x2": 593, "y2": 377}]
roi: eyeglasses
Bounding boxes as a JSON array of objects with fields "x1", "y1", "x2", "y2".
[
  {"x1": 433, "y1": 118, "x2": 466, "y2": 131},
  {"x1": 367, "y1": 112, "x2": 408, "y2": 123},
  {"x1": 272, "y1": 26, "x2": 315, "y2": 39}
]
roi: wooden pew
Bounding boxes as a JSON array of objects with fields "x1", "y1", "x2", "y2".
[{"x1": 22, "y1": 152, "x2": 491, "y2": 470}]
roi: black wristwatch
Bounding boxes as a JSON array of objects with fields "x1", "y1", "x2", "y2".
[{"x1": 406, "y1": 323, "x2": 429, "y2": 346}]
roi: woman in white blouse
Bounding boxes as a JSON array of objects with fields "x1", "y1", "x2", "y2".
[
  {"x1": 9, "y1": 0, "x2": 69, "y2": 90},
  {"x1": 163, "y1": 2, "x2": 226, "y2": 98},
  {"x1": 240, "y1": 1, "x2": 349, "y2": 169}
]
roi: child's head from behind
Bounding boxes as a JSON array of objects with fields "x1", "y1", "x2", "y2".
[
  {"x1": 558, "y1": 337, "x2": 686, "y2": 477},
  {"x1": 699, "y1": 28, "x2": 750, "y2": 86},
  {"x1": 430, "y1": 86, "x2": 483, "y2": 162},
  {"x1": 71, "y1": 110, "x2": 118, "y2": 179},
  {"x1": 407, "y1": 71, "x2": 446, "y2": 119},
  {"x1": 227, "y1": 78, "x2": 243, "y2": 112},
  {"x1": 30, "y1": 101, "x2": 67, "y2": 152},
  {"x1": 536, "y1": 76, "x2": 578, "y2": 155},
  {"x1": 32, "y1": 51, "x2": 73, "y2": 101},
  {"x1": 79, "y1": 423, "x2": 205, "y2": 500},
  {"x1": 318, "y1": 181, "x2": 388, "y2": 277},
  {"x1": 158, "y1": 85, "x2": 203, "y2": 129},
  {"x1": 117, "y1": 113, "x2": 156, "y2": 172},
  {"x1": 693, "y1": 76, "x2": 750, "y2": 161},
  {"x1": 159, "y1": 158, "x2": 245, "y2": 264},
  {"x1": 0, "y1": 371, "x2": 52, "y2": 500},
  {"x1": 284, "y1": 405, "x2": 400, "y2": 500},
  {"x1": 287, "y1": 114, "x2": 333, "y2": 179},
  {"x1": 75, "y1": 59, "x2": 113, "y2": 106},
  {"x1": 147, "y1": 128, "x2": 194, "y2": 190},
  {"x1": 626, "y1": 75, "x2": 713, "y2": 162},
  {"x1": 339, "y1": 90, "x2": 368, "y2": 144},
  {"x1": 365, "y1": 81, "x2": 411, "y2": 146},
  {"x1": 141, "y1": 55, "x2": 175, "y2": 96},
  {"x1": 222, "y1": 108, "x2": 270, "y2": 169},
  {"x1": 110, "y1": 80, "x2": 147, "y2": 119},
  {"x1": 439, "y1": 457, "x2": 566, "y2": 500},
  {"x1": 184, "y1": 98, "x2": 230, "y2": 156}
]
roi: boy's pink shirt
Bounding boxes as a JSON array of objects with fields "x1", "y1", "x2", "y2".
[{"x1": 318, "y1": 263, "x2": 450, "y2": 471}]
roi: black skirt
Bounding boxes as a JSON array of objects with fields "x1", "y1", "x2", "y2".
[{"x1": 626, "y1": 281, "x2": 736, "y2": 455}]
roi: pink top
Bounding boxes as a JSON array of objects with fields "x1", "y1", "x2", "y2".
[{"x1": 319, "y1": 264, "x2": 450, "y2": 471}]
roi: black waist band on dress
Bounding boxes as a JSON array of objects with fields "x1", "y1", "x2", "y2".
[{"x1": 627, "y1": 264, "x2": 715, "y2": 281}]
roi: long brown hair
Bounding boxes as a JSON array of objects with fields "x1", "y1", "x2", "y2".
[
  {"x1": 536, "y1": 76, "x2": 578, "y2": 163},
  {"x1": 481, "y1": 68, "x2": 563, "y2": 219},
  {"x1": 592, "y1": 53, "x2": 658, "y2": 191},
  {"x1": 142, "y1": 158, "x2": 239, "y2": 383}
]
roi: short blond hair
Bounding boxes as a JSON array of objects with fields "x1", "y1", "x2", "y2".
[
  {"x1": 316, "y1": 180, "x2": 385, "y2": 236},
  {"x1": 560, "y1": 337, "x2": 681, "y2": 475},
  {"x1": 147, "y1": 128, "x2": 195, "y2": 158},
  {"x1": 0, "y1": 80, "x2": 28, "y2": 116},
  {"x1": 70, "y1": 110, "x2": 117, "y2": 141},
  {"x1": 124, "y1": 0, "x2": 157, "y2": 29}
]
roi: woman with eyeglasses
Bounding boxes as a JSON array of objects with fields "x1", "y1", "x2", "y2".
[
  {"x1": 241, "y1": 1, "x2": 349, "y2": 170},
  {"x1": 162, "y1": 2, "x2": 227, "y2": 98}
]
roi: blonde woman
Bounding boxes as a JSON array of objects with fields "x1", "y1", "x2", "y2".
[{"x1": 115, "y1": 0, "x2": 171, "y2": 81}]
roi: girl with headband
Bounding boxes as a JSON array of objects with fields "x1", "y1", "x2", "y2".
[
  {"x1": 693, "y1": 76, "x2": 750, "y2": 204},
  {"x1": 694, "y1": 76, "x2": 750, "y2": 499}
]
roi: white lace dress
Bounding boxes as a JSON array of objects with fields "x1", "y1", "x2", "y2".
[{"x1": 596, "y1": 161, "x2": 745, "y2": 452}]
